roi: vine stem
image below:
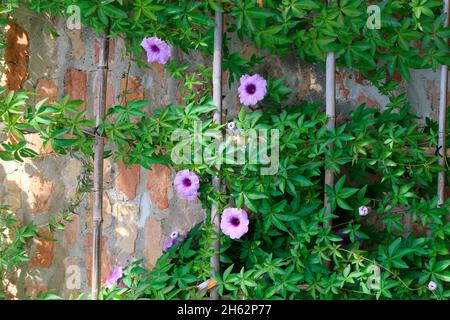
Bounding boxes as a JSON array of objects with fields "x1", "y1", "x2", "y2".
[
  {"x1": 210, "y1": 9, "x2": 223, "y2": 300},
  {"x1": 324, "y1": 53, "x2": 335, "y2": 231},
  {"x1": 92, "y1": 27, "x2": 110, "y2": 300},
  {"x1": 338, "y1": 247, "x2": 425, "y2": 292},
  {"x1": 437, "y1": 0, "x2": 449, "y2": 207}
]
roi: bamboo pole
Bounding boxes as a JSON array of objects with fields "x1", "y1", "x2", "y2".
[
  {"x1": 210, "y1": 9, "x2": 223, "y2": 300},
  {"x1": 91, "y1": 29, "x2": 110, "y2": 300},
  {"x1": 324, "y1": 51, "x2": 335, "y2": 229},
  {"x1": 438, "y1": 0, "x2": 449, "y2": 206}
]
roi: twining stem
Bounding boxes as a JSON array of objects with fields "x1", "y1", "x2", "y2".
[{"x1": 91, "y1": 27, "x2": 110, "y2": 300}]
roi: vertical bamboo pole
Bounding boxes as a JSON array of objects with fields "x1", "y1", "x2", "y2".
[
  {"x1": 91, "y1": 29, "x2": 110, "y2": 300},
  {"x1": 438, "y1": 0, "x2": 449, "y2": 206},
  {"x1": 210, "y1": 10, "x2": 223, "y2": 300},
  {"x1": 324, "y1": 50, "x2": 335, "y2": 228}
]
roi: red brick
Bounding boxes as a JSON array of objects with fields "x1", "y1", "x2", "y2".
[
  {"x1": 392, "y1": 70, "x2": 402, "y2": 82},
  {"x1": 355, "y1": 94, "x2": 380, "y2": 108},
  {"x1": 354, "y1": 70, "x2": 368, "y2": 84},
  {"x1": 64, "y1": 68, "x2": 87, "y2": 110},
  {"x1": 30, "y1": 227, "x2": 54, "y2": 268},
  {"x1": 36, "y1": 78, "x2": 58, "y2": 103},
  {"x1": 221, "y1": 70, "x2": 228, "y2": 87},
  {"x1": 4, "y1": 22, "x2": 29, "y2": 91},
  {"x1": 116, "y1": 161, "x2": 140, "y2": 200},
  {"x1": 146, "y1": 164, "x2": 171, "y2": 210},
  {"x1": 120, "y1": 76, "x2": 144, "y2": 104}
]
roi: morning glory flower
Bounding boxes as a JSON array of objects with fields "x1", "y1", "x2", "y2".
[
  {"x1": 105, "y1": 266, "x2": 123, "y2": 288},
  {"x1": 140, "y1": 37, "x2": 171, "y2": 65},
  {"x1": 238, "y1": 74, "x2": 267, "y2": 106},
  {"x1": 220, "y1": 208, "x2": 249, "y2": 239},
  {"x1": 162, "y1": 231, "x2": 186, "y2": 251},
  {"x1": 174, "y1": 169, "x2": 200, "y2": 201},
  {"x1": 359, "y1": 205, "x2": 369, "y2": 216},
  {"x1": 428, "y1": 281, "x2": 437, "y2": 291}
]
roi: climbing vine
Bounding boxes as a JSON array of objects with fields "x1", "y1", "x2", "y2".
[{"x1": 0, "y1": 0, "x2": 449, "y2": 300}]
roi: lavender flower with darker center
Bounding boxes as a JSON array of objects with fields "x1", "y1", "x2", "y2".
[
  {"x1": 140, "y1": 37, "x2": 171, "y2": 65},
  {"x1": 428, "y1": 281, "x2": 437, "y2": 291},
  {"x1": 359, "y1": 205, "x2": 369, "y2": 216},
  {"x1": 227, "y1": 122, "x2": 236, "y2": 131},
  {"x1": 220, "y1": 208, "x2": 249, "y2": 239},
  {"x1": 105, "y1": 266, "x2": 123, "y2": 288},
  {"x1": 238, "y1": 74, "x2": 267, "y2": 106},
  {"x1": 163, "y1": 231, "x2": 186, "y2": 251},
  {"x1": 174, "y1": 169, "x2": 200, "y2": 201}
]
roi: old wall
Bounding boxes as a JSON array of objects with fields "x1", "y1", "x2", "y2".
[{"x1": 0, "y1": 9, "x2": 447, "y2": 298}]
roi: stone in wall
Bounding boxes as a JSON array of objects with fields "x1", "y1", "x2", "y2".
[
  {"x1": 24, "y1": 275, "x2": 48, "y2": 299},
  {"x1": 28, "y1": 173, "x2": 54, "y2": 215},
  {"x1": 66, "y1": 29, "x2": 85, "y2": 60},
  {"x1": 113, "y1": 203, "x2": 139, "y2": 254},
  {"x1": 61, "y1": 157, "x2": 82, "y2": 196},
  {"x1": 144, "y1": 217, "x2": 162, "y2": 269}
]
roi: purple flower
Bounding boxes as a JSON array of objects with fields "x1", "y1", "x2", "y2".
[
  {"x1": 162, "y1": 231, "x2": 186, "y2": 251},
  {"x1": 105, "y1": 266, "x2": 123, "y2": 288},
  {"x1": 238, "y1": 74, "x2": 267, "y2": 106},
  {"x1": 220, "y1": 208, "x2": 249, "y2": 239},
  {"x1": 174, "y1": 170, "x2": 200, "y2": 201},
  {"x1": 227, "y1": 122, "x2": 236, "y2": 130},
  {"x1": 428, "y1": 281, "x2": 437, "y2": 291},
  {"x1": 140, "y1": 37, "x2": 171, "y2": 65},
  {"x1": 359, "y1": 206, "x2": 369, "y2": 216},
  {"x1": 163, "y1": 238, "x2": 176, "y2": 251}
]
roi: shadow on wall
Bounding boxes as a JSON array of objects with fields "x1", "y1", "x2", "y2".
[{"x1": 0, "y1": 152, "x2": 73, "y2": 299}]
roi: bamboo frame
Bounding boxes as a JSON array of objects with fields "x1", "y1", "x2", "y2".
[
  {"x1": 324, "y1": 51, "x2": 335, "y2": 229},
  {"x1": 437, "y1": 0, "x2": 449, "y2": 206},
  {"x1": 91, "y1": 29, "x2": 110, "y2": 300},
  {"x1": 210, "y1": 10, "x2": 223, "y2": 300}
]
